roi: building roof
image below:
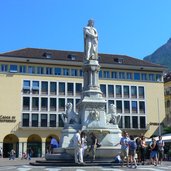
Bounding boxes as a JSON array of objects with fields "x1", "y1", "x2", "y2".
[{"x1": 0, "y1": 48, "x2": 166, "y2": 70}]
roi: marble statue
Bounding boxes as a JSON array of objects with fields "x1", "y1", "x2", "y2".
[
  {"x1": 106, "y1": 104, "x2": 121, "y2": 125},
  {"x1": 84, "y1": 19, "x2": 98, "y2": 61},
  {"x1": 89, "y1": 109, "x2": 100, "y2": 121},
  {"x1": 61, "y1": 102, "x2": 80, "y2": 125}
]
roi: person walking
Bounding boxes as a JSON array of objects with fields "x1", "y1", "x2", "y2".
[
  {"x1": 150, "y1": 137, "x2": 158, "y2": 166},
  {"x1": 120, "y1": 131, "x2": 130, "y2": 167},
  {"x1": 9, "y1": 149, "x2": 15, "y2": 160},
  {"x1": 0, "y1": 147, "x2": 2, "y2": 158},
  {"x1": 73, "y1": 130, "x2": 81, "y2": 164},
  {"x1": 140, "y1": 135, "x2": 147, "y2": 165},
  {"x1": 157, "y1": 135, "x2": 164, "y2": 165},
  {"x1": 27, "y1": 147, "x2": 33, "y2": 160},
  {"x1": 128, "y1": 135, "x2": 137, "y2": 168}
]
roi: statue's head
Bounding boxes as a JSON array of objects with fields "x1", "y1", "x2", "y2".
[
  {"x1": 66, "y1": 102, "x2": 72, "y2": 110},
  {"x1": 88, "y1": 19, "x2": 94, "y2": 27},
  {"x1": 109, "y1": 104, "x2": 116, "y2": 113}
]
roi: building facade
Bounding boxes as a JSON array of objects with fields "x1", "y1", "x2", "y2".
[{"x1": 0, "y1": 48, "x2": 166, "y2": 157}]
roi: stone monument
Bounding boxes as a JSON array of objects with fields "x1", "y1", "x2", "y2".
[{"x1": 46, "y1": 19, "x2": 122, "y2": 160}]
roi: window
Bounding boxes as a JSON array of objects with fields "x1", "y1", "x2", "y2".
[
  {"x1": 19, "y1": 65, "x2": 26, "y2": 73},
  {"x1": 100, "y1": 84, "x2": 106, "y2": 97},
  {"x1": 149, "y1": 74, "x2": 155, "y2": 81},
  {"x1": 41, "y1": 98, "x2": 48, "y2": 111},
  {"x1": 139, "y1": 86, "x2": 144, "y2": 99},
  {"x1": 104, "y1": 71, "x2": 110, "y2": 78},
  {"x1": 79, "y1": 69, "x2": 83, "y2": 77},
  {"x1": 59, "y1": 98, "x2": 65, "y2": 111},
  {"x1": 23, "y1": 80, "x2": 30, "y2": 94},
  {"x1": 111, "y1": 72, "x2": 117, "y2": 79},
  {"x1": 119, "y1": 72, "x2": 125, "y2": 79},
  {"x1": 141, "y1": 73, "x2": 147, "y2": 81},
  {"x1": 58, "y1": 114, "x2": 64, "y2": 127},
  {"x1": 116, "y1": 85, "x2": 122, "y2": 98},
  {"x1": 10, "y1": 64, "x2": 18, "y2": 73},
  {"x1": 1, "y1": 64, "x2": 8, "y2": 72},
  {"x1": 76, "y1": 83, "x2": 82, "y2": 96},
  {"x1": 124, "y1": 101, "x2": 130, "y2": 113},
  {"x1": 50, "y1": 114, "x2": 56, "y2": 127},
  {"x1": 67, "y1": 98, "x2": 73, "y2": 104},
  {"x1": 23, "y1": 97, "x2": 30, "y2": 110},
  {"x1": 99, "y1": 70, "x2": 102, "y2": 78},
  {"x1": 108, "y1": 85, "x2": 114, "y2": 97},
  {"x1": 22, "y1": 113, "x2": 29, "y2": 127},
  {"x1": 132, "y1": 116, "x2": 138, "y2": 128},
  {"x1": 37, "y1": 67, "x2": 44, "y2": 74},
  {"x1": 134, "y1": 73, "x2": 140, "y2": 80},
  {"x1": 28, "y1": 66, "x2": 35, "y2": 74},
  {"x1": 131, "y1": 86, "x2": 137, "y2": 98},
  {"x1": 59, "y1": 82, "x2": 65, "y2": 95},
  {"x1": 50, "y1": 98, "x2": 56, "y2": 111},
  {"x1": 140, "y1": 116, "x2": 146, "y2": 128},
  {"x1": 123, "y1": 86, "x2": 129, "y2": 98},
  {"x1": 67, "y1": 83, "x2": 74, "y2": 95},
  {"x1": 139, "y1": 101, "x2": 145, "y2": 113},
  {"x1": 132, "y1": 101, "x2": 138, "y2": 113},
  {"x1": 46, "y1": 67, "x2": 53, "y2": 75},
  {"x1": 116, "y1": 100, "x2": 122, "y2": 113},
  {"x1": 71, "y1": 69, "x2": 78, "y2": 76},
  {"x1": 54, "y1": 68, "x2": 61, "y2": 75},
  {"x1": 32, "y1": 81, "x2": 39, "y2": 94},
  {"x1": 125, "y1": 116, "x2": 130, "y2": 128},
  {"x1": 32, "y1": 114, "x2": 38, "y2": 127},
  {"x1": 41, "y1": 114, "x2": 47, "y2": 127},
  {"x1": 156, "y1": 74, "x2": 162, "y2": 82},
  {"x1": 32, "y1": 97, "x2": 39, "y2": 111},
  {"x1": 41, "y1": 81, "x2": 48, "y2": 95},
  {"x1": 126, "y1": 72, "x2": 132, "y2": 80},
  {"x1": 63, "y1": 68, "x2": 69, "y2": 76},
  {"x1": 50, "y1": 82, "x2": 57, "y2": 95},
  {"x1": 118, "y1": 116, "x2": 123, "y2": 128}
]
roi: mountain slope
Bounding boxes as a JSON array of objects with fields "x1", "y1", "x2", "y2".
[{"x1": 143, "y1": 38, "x2": 171, "y2": 71}]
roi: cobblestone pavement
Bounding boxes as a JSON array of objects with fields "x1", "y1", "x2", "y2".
[{"x1": 0, "y1": 158, "x2": 171, "y2": 171}]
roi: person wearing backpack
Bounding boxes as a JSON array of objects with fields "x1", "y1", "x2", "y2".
[
  {"x1": 157, "y1": 136, "x2": 164, "y2": 165},
  {"x1": 128, "y1": 135, "x2": 137, "y2": 168}
]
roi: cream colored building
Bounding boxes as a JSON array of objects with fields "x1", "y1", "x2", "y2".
[{"x1": 0, "y1": 48, "x2": 166, "y2": 157}]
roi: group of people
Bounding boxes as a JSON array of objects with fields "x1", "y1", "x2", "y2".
[
  {"x1": 74, "y1": 130, "x2": 100, "y2": 164},
  {"x1": 119, "y1": 131, "x2": 165, "y2": 168}
]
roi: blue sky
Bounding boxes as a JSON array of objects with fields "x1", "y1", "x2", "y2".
[{"x1": 1, "y1": 0, "x2": 171, "y2": 59}]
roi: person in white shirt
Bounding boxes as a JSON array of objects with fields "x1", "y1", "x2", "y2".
[
  {"x1": 80, "y1": 131, "x2": 86, "y2": 164},
  {"x1": 157, "y1": 136, "x2": 165, "y2": 164},
  {"x1": 74, "y1": 130, "x2": 81, "y2": 164}
]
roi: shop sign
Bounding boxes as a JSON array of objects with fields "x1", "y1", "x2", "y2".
[{"x1": 0, "y1": 115, "x2": 16, "y2": 123}]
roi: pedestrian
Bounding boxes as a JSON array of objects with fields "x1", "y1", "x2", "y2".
[
  {"x1": 0, "y1": 147, "x2": 2, "y2": 158},
  {"x1": 80, "y1": 131, "x2": 86, "y2": 164},
  {"x1": 27, "y1": 147, "x2": 33, "y2": 160},
  {"x1": 120, "y1": 131, "x2": 130, "y2": 167},
  {"x1": 50, "y1": 136, "x2": 59, "y2": 154},
  {"x1": 128, "y1": 135, "x2": 137, "y2": 168},
  {"x1": 136, "y1": 137, "x2": 142, "y2": 164},
  {"x1": 140, "y1": 135, "x2": 147, "y2": 165},
  {"x1": 73, "y1": 130, "x2": 81, "y2": 164},
  {"x1": 150, "y1": 137, "x2": 158, "y2": 166},
  {"x1": 9, "y1": 149, "x2": 15, "y2": 160},
  {"x1": 157, "y1": 135, "x2": 164, "y2": 165}
]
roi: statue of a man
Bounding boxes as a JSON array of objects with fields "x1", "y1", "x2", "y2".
[{"x1": 84, "y1": 19, "x2": 98, "y2": 61}]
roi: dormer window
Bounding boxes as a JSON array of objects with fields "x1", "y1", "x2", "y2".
[
  {"x1": 114, "y1": 58, "x2": 124, "y2": 64},
  {"x1": 43, "y1": 52, "x2": 52, "y2": 59},
  {"x1": 68, "y1": 54, "x2": 76, "y2": 60}
]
